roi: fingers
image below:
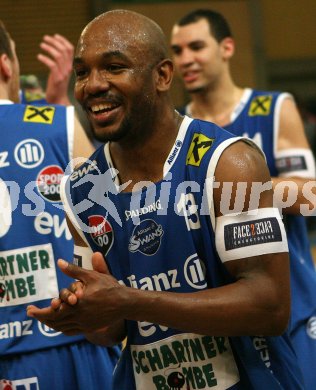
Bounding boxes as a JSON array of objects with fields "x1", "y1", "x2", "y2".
[
  {"x1": 45, "y1": 34, "x2": 73, "y2": 62},
  {"x1": 26, "y1": 304, "x2": 95, "y2": 335},
  {"x1": 59, "y1": 287, "x2": 78, "y2": 305},
  {"x1": 37, "y1": 34, "x2": 74, "y2": 105},
  {"x1": 27, "y1": 305, "x2": 55, "y2": 319},
  {"x1": 53, "y1": 34, "x2": 74, "y2": 54},
  {"x1": 27, "y1": 307, "x2": 81, "y2": 334},
  {"x1": 51, "y1": 297, "x2": 61, "y2": 310},
  {"x1": 38, "y1": 34, "x2": 73, "y2": 74},
  {"x1": 70, "y1": 280, "x2": 85, "y2": 299},
  {"x1": 59, "y1": 280, "x2": 84, "y2": 305},
  {"x1": 92, "y1": 252, "x2": 110, "y2": 274},
  {"x1": 57, "y1": 259, "x2": 91, "y2": 283}
]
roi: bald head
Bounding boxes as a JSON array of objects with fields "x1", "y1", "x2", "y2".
[
  {"x1": 73, "y1": 9, "x2": 175, "y2": 144},
  {"x1": 77, "y1": 10, "x2": 169, "y2": 67}
]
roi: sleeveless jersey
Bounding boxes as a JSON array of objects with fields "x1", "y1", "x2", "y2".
[
  {"x1": 0, "y1": 102, "x2": 86, "y2": 354},
  {"x1": 183, "y1": 89, "x2": 316, "y2": 389},
  {"x1": 63, "y1": 116, "x2": 304, "y2": 389}
]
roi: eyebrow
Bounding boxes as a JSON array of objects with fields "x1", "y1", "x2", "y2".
[
  {"x1": 73, "y1": 50, "x2": 131, "y2": 66},
  {"x1": 171, "y1": 40, "x2": 207, "y2": 53}
]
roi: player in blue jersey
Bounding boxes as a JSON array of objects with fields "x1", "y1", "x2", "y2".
[
  {"x1": 0, "y1": 21, "x2": 120, "y2": 389},
  {"x1": 170, "y1": 9, "x2": 316, "y2": 389},
  {"x1": 27, "y1": 10, "x2": 305, "y2": 389}
]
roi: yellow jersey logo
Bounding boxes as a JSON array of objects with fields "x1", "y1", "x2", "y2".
[
  {"x1": 186, "y1": 133, "x2": 214, "y2": 167},
  {"x1": 23, "y1": 106, "x2": 55, "y2": 124},
  {"x1": 248, "y1": 95, "x2": 272, "y2": 116}
]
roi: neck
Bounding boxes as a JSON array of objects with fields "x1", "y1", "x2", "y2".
[
  {"x1": 188, "y1": 76, "x2": 244, "y2": 127},
  {"x1": 109, "y1": 109, "x2": 183, "y2": 188},
  {"x1": 0, "y1": 84, "x2": 11, "y2": 101}
]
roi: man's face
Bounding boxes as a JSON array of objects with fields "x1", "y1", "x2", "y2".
[
  {"x1": 171, "y1": 19, "x2": 224, "y2": 94},
  {"x1": 9, "y1": 39, "x2": 20, "y2": 103},
  {"x1": 73, "y1": 19, "x2": 157, "y2": 143}
]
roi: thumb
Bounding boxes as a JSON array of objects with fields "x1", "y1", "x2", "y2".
[
  {"x1": 91, "y1": 252, "x2": 110, "y2": 274},
  {"x1": 57, "y1": 259, "x2": 90, "y2": 282}
]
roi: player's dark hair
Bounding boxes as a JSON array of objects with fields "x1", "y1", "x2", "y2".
[
  {"x1": 177, "y1": 9, "x2": 232, "y2": 42},
  {"x1": 0, "y1": 20, "x2": 14, "y2": 59}
]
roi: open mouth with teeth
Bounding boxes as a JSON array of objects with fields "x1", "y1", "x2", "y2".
[{"x1": 90, "y1": 103, "x2": 120, "y2": 113}]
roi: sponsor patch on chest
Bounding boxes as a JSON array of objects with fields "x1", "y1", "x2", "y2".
[{"x1": 0, "y1": 243, "x2": 57, "y2": 306}]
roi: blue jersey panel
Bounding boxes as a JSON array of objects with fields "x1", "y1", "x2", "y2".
[{"x1": 0, "y1": 339, "x2": 120, "y2": 389}]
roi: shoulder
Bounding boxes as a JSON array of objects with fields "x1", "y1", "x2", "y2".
[{"x1": 215, "y1": 139, "x2": 269, "y2": 183}]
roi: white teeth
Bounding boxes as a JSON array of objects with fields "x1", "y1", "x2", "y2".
[{"x1": 91, "y1": 103, "x2": 113, "y2": 112}]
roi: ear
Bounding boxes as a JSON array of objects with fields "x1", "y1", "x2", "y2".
[
  {"x1": 0, "y1": 53, "x2": 13, "y2": 80},
  {"x1": 155, "y1": 59, "x2": 174, "y2": 92},
  {"x1": 220, "y1": 37, "x2": 235, "y2": 60}
]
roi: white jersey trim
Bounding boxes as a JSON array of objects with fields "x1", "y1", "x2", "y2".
[
  {"x1": 60, "y1": 175, "x2": 91, "y2": 247},
  {"x1": 273, "y1": 93, "x2": 293, "y2": 156},
  {"x1": 66, "y1": 106, "x2": 75, "y2": 168},
  {"x1": 275, "y1": 148, "x2": 316, "y2": 178},
  {"x1": 0, "y1": 99, "x2": 14, "y2": 105},
  {"x1": 74, "y1": 244, "x2": 94, "y2": 270},
  {"x1": 230, "y1": 88, "x2": 252, "y2": 122},
  {"x1": 163, "y1": 114, "x2": 193, "y2": 176}
]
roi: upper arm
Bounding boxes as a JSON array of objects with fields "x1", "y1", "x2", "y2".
[
  {"x1": 273, "y1": 97, "x2": 316, "y2": 213},
  {"x1": 213, "y1": 140, "x2": 273, "y2": 217},
  {"x1": 212, "y1": 140, "x2": 290, "y2": 305},
  {"x1": 73, "y1": 114, "x2": 95, "y2": 160},
  {"x1": 277, "y1": 97, "x2": 310, "y2": 150}
]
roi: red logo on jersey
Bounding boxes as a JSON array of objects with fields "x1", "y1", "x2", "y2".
[
  {"x1": 0, "y1": 282, "x2": 6, "y2": 302},
  {"x1": 88, "y1": 215, "x2": 114, "y2": 256},
  {"x1": 0, "y1": 380, "x2": 13, "y2": 390},
  {"x1": 36, "y1": 165, "x2": 64, "y2": 202}
]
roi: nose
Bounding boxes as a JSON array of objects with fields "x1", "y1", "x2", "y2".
[{"x1": 84, "y1": 68, "x2": 110, "y2": 95}]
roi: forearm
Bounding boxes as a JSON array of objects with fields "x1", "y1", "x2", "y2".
[
  {"x1": 47, "y1": 94, "x2": 71, "y2": 106},
  {"x1": 121, "y1": 264, "x2": 289, "y2": 337},
  {"x1": 272, "y1": 176, "x2": 316, "y2": 215},
  {"x1": 85, "y1": 320, "x2": 126, "y2": 347}
]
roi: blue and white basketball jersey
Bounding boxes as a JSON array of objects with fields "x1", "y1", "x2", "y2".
[
  {"x1": 183, "y1": 88, "x2": 316, "y2": 389},
  {"x1": 0, "y1": 102, "x2": 84, "y2": 353},
  {"x1": 64, "y1": 116, "x2": 304, "y2": 389}
]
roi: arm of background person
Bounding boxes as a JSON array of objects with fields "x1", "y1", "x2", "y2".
[
  {"x1": 38, "y1": 34, "x2": 95, "y2": 159},
  {"x1": 38, "y1": 34, "x2": 73, "y2": 106},
  {"x1": 27, "y1": 140, "x2": 290, "y2": 339},
  {"x1": 73, "y1": 113, "x2": 95, "y2": 160},
  {"x1": 272, "y1": 97, "x2": 316, "y2": 215}
]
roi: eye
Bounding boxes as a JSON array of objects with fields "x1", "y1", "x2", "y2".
[
  {"x1": 189, "y1": 42, "x2": 206, "y2": 51},
  {"x1": 106, "y1": 64, "x2": 126, "y2": 73},
  {"x1": 74, "y1": 67, "x2": 88, "y2": 79},
  {"x1": 171, "y1": 46, "x2": 182, "y2": 55}
]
